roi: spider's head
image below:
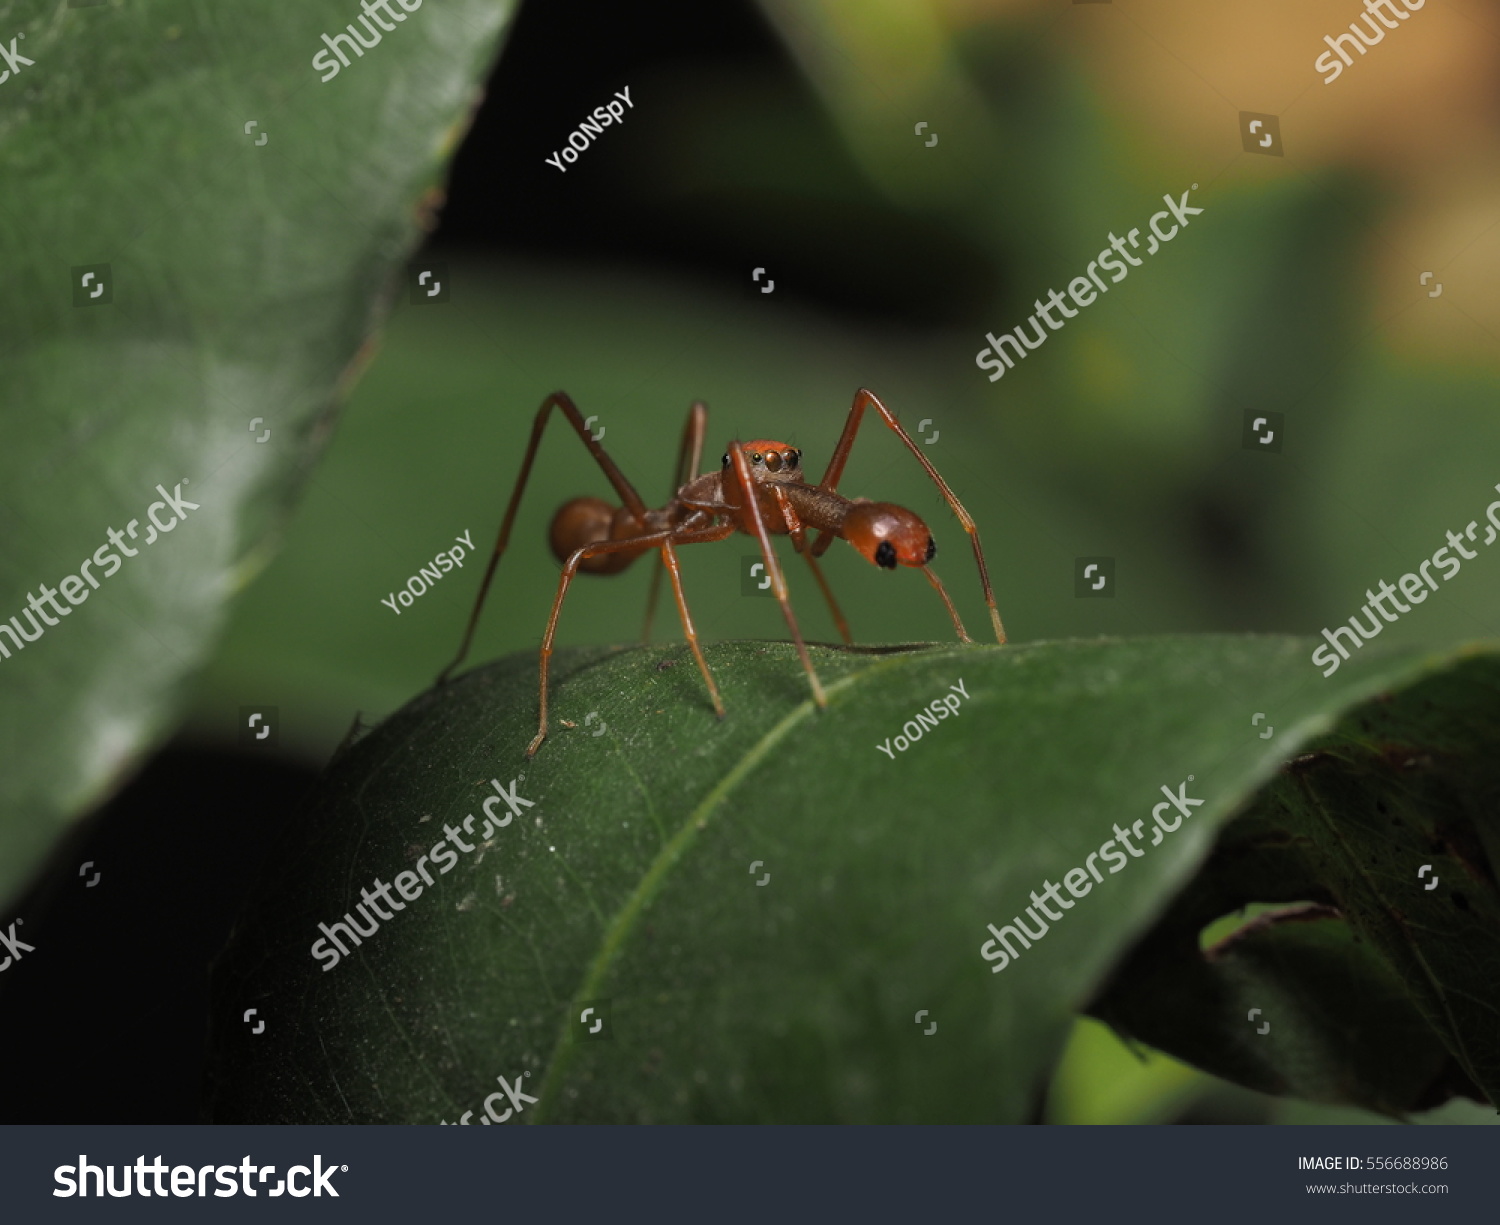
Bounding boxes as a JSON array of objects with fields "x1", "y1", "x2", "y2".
[
  {"x1": 723, "y1": 441, "x2": 804, "y2": 483},
  {"x1": 842, "y1": 500, "x2": 936, "y2": 570}
]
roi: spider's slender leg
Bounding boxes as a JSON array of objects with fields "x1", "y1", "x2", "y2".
[
  {"x1": 772, "y1": 484, "x2": 852, "y2": 645},
  {"x1": 438, "y1": 391, "x2": 651, "y2": 685},
  {"x1": 659, "y1": 524, "x2": 735, "y2": 718},
  {"x1": 808, "y1": 388, "x2": 1005, "y2": 644},
  {"x1": 921, "y1": 565, "x2": 973, "y2": 644},
  {"x1": 642, "y1": 401, "x2": 708, "y2": 643},
  {"x1": 531, "y1": 520, "x2": 733, "y2": 756},
  {"x1": 726, "y1": 444, "x2": 827, "y2": 708}
]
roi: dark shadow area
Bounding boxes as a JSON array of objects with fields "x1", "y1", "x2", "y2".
[
  {"x1": 0, "y1": 744, "x2": 319, "y2": 1123},
  {"x1": 429, "y1": 0, "x2": 997, "y2": 327}
]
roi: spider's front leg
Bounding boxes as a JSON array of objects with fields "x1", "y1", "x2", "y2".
[
  {"x1": 724, "y1": 442, "x2": 827, "y2": 709},
  {"x1": 811, "y1": 388, "x2": 1006, "y2": 644}
]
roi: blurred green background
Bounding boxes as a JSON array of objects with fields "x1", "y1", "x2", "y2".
[
  {"x1": 187, "y1": 1, "x2": 1500, "y2": 762},
  {"x1": 11, "y1": 0, "x2": 1500, "y2": 1123}
]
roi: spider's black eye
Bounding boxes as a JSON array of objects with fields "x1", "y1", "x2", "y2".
[
  {"x1": 721, "y1": 453, "x2": 730, "y2": 467},
  {"x1": 875, "y1": 541, "x2": 897, "y2": 570},
  {"x1": 751, "y1": 452, "x2": 762, "y2": 465},
  {"x1": 787, "y1": 450, "x2": 799, "y2": 467}
]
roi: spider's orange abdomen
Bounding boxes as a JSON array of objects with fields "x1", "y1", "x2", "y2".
[{"x1": 549, "y1": 497, "x2": 646, "y2": 574}]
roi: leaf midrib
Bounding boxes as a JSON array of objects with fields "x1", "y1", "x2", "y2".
[{"x1": 528, "y1": 645, "x2": 970, "y2": 1119}]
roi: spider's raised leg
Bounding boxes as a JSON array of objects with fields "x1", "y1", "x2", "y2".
[
  {"x1": 437, "y1": 391, "x2": 650, "y2": 685},
  {"x1": 809, "y1": 388, "x2": 1006, "y2": 644}
]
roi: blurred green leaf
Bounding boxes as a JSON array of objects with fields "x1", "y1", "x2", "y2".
[
  {"x1": 0, "y1": 0, "x2": 515, "y2": 904},
  {"x1": 207, "y1": 633, "x2": 1494, "y2": 1122},
  {"x1": 1046, "y1": 1016, "x2": 1207, "y2": 1125}
]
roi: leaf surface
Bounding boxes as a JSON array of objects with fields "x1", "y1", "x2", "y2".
[
  {"x1": 0, "y1": 0, "x2": 516, "y2": 903},
  {"x1": 207, "y1": 635, "x2": 1499, "y2": 1122},
  {"x1": 1093, "y1": 653, "x2": 1500, "y2": 1114}
]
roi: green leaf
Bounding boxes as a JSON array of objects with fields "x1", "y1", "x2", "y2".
[
  {"x1": 0, "y1": 0, "x2": 516, "y2": 905},
  {"x1": 1092, "y1": 651, "x2": 1500, "y2": 1115},
  {"x1": 207, "y1": 634, "x2": 1498, "y2": 1122}
]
